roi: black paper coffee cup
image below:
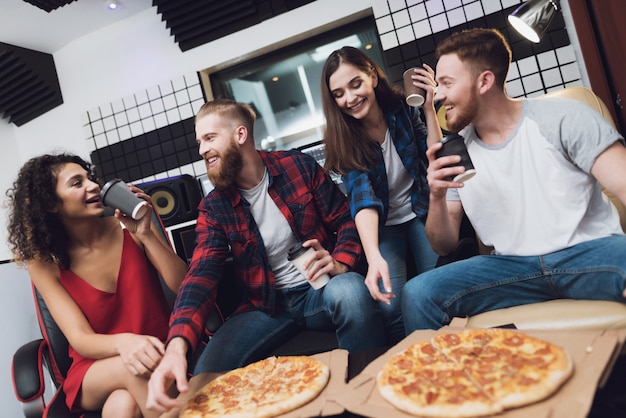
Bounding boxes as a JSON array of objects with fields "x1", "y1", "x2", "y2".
[{"x1": 435, "y1": 134, "x2": 476, "y2": 182}]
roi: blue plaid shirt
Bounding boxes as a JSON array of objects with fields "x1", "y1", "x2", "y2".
[
  {"x1": 342, "y1": 99, "x2": 430, "y2": 228},
  {"x1": 168, "y1": 150, "x2": 363, "y2": 351}
]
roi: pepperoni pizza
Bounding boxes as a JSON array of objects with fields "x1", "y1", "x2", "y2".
[{"x1": 377, "y1": 328, "x2": 573, "y2": 417}]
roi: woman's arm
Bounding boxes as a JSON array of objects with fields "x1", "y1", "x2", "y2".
[
  {"x1": 354, "y1": 208, "x2": 382, "y2": 266},
  {"x1": 120, "y1": 187, "x2": 187, "y2": 294},
  {"x1": 136, "y1": 219, "x2": 187, "y2": 294},
  {"x1": 355, "y1": 208, "x2": 394, "y2": 304},
  {"x1": 410, "y1": 64, "x2": 442, "y2": 148}
]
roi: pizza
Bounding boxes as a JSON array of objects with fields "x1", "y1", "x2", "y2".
[
  {"x1": 180, "y1": 355, "x2": 330, "y2": 418},
  {"x1": 377, "y1": 328, "x2": 573, "y2": 417}
]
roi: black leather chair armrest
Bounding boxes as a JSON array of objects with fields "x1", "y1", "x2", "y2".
[
  {"x1": 12, "y1": 339, "x2": 47, "y2": 402},
  {"x1": 13, "y1": 339, "x2": 94, "y2": 418}
]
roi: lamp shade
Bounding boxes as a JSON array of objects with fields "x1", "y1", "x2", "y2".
[{"x1": 508, "y1": 0, "x2": 560, "y2": 43}]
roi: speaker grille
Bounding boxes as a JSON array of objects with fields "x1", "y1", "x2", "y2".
[{"x1": 137, "y1": 175, "x2": 203, "y2": 227}]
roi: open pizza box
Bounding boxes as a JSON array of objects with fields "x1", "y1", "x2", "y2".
[
  {"x1": 159, "y1": 349, "x2": 348, "y2": 418},
  {"x1": 338, "y1": 323, "x2": 626, "y2": 418}
]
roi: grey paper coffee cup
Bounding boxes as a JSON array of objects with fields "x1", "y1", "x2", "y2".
[
  {"x1": 100, "y1": 179, "x2": 149, "y2": 220},
  {"x1": 435, "y1": 134, "x2": 476, "y2": 182},
  {"x1": 287, "y1": 242, "x2": 330, "y2": 290}
]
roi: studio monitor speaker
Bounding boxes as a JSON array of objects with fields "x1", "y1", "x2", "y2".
[
  {"x1": 167, "y1": 221, "x2": 198, "y2": 263},
  {"x1": 137, "y1": 175, "x2": 203, "y2": 227}
]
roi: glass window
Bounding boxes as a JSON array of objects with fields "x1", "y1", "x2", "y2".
[{"x1": 207, "y1": 16, "x2": 386, "y2": 152}]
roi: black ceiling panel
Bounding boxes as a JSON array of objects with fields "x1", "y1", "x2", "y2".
[
  {"x1": 152, "y1": 0, "x2": 318, "y2": 52},
  {"x1": 0, "y1": 43, "x2": 63, "y2": 126},
  {"x1": 22, "y1": 0, "x2": 77, "y2": 13}
]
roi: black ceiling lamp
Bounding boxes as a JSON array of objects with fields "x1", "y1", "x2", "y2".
[{"x1": 508, "y1": 0, "x2": 560, "y2": 43}]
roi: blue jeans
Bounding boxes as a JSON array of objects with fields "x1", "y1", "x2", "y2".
[
  {"x1": 193, "y1": 272, "x2": 386, "y2": 373},
  {"x1": 402, "y1": 235, "x2": 626, "y2": 332},
  {"x1": 378, "y1": 216, "x2": 438, "y2": 344}
]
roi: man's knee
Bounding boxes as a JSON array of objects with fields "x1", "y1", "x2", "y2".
[{"x1": 403, "y1": 273, "x2": 429, "y2": 301}]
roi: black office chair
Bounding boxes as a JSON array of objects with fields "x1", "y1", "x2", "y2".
[{"x1": 11, "y1": 212, "x2": 176, "y2": 418}]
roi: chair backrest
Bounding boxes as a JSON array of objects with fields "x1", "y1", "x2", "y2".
[
  {"x1": 541, "y1": 86, "x2": 617, "y2": 130},
  {"x1": 540, "y1": 86, "x2": 626, "y2": 233},
  {"x1": 33, "y1": 211, "x2": 177, "y2": 389},
  {"x1": 33, "y1": 285, "x2": 70, "y2": 387}
]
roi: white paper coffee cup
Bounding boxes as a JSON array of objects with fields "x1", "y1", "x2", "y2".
[{"x1": 287, "y1": 243, "x2": 330, "y2": 290}]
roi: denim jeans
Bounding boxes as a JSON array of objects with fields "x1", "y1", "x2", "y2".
[
  {"x1": 402, "y1": 235, "x2": 626, "y2": 332},
  {"x1": 378, "y1": 216, "x2": 438, "y2": 344},
  {"x1": 193, "y1": 272, "x2": 386, "y2": 374}
]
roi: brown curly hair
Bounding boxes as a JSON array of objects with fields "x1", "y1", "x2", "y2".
[{"x1": 6, "y1": 153, "x2": 96, "y2": 269}]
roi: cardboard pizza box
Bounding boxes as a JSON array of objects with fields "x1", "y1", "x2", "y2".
[
  {"x1": 158, "y1": 349, "x2": 348, "y2": 418},
  {"x1": 338, "y1": 327, "x2": 623, "y2": 418}
]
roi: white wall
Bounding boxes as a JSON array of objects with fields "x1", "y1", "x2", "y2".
[
  {"x1": 0, "y1": 264, "x2": 41, "y2": 414},
  {"x1": 0, "y1": 0, "x2": 380, "y2": 415}
]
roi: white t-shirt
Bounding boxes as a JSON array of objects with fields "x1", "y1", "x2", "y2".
[
  {"x1": 382, "y1": 129, "x2": 417, "y2": 226},
  {"x1": 239, "y1": 169, "x2": 306, "y2": 288},
  {"x1": 447, "y1": 98, "x2": 624, "y2": 256}
]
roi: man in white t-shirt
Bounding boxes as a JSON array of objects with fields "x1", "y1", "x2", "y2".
[{"x1": 402, "y1": 28, "x2": 626, "y2": 331}]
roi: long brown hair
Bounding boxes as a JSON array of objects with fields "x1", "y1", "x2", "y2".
[{"x1": 321, "y1": 46, "x2": 404, "y2": 174}]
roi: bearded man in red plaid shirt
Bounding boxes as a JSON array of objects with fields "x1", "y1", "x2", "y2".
[{"x1": 147, "y1": 99, "x2": 386, "y2": 413}]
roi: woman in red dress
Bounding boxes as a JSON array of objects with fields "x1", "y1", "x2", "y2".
[{"x1": 7, "y1": 154, "x2": 187, "y2": 418}]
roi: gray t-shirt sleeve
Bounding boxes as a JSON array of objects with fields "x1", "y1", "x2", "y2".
[{"x1": 527, "y1": 98, "x2": 624, "y2": 173}]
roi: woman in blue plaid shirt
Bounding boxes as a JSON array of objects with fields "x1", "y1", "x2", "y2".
[{"x1": 321, "y1": 46, "x2": 442, "y2": 344}]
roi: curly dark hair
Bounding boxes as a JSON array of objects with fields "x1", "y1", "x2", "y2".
[{"x1": 6, "y1": 153, "x2": 95, "y2": 269}]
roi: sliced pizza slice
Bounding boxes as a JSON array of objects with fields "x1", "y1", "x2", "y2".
[
  {"x1": 433, "y1": 329, "x2": 573, "y2": 411},
  {"x1": 474, "y1": 328, "x2": 574, "y2": 409}
]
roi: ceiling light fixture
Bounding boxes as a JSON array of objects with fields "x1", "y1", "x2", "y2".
[
  {"x1": 310, "y1": 35, "x2": 362, "y2": 62},
  {"x1": 106, "y1": 0, "x2": 122, "y2": 11},
  {"x1": 508, "y1": 0, "x2": 560, "y2": 43}
]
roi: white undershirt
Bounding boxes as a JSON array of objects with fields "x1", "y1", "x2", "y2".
[
  {"x1": 239, "y1": 168, "x2": 306, "y2": 288},
  {"x1": 382, "y1": 129, "x2": 416, "y2": 226}
]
